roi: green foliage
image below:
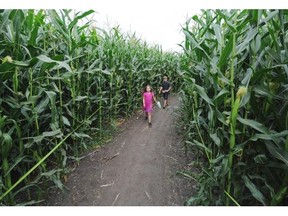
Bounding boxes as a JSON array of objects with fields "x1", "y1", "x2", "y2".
[
  {"x1": 0, "y1": 9, "x2": 182, "y2": 205},
  {"x1": 179, "y1": 9, "x2": 288, "y2": 206}
]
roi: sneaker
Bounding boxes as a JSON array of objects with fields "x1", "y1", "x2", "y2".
[
  {"x1": 163, "y1": 106, "x2": 165, "y2": 109},
  {"x1": 148, "y1": 122, "x2": 152, "y2": 128}
]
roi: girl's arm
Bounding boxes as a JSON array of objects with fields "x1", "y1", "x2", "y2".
[
  {"x1": 159, "y1": 86, "x2": 162, "y2": 94},
  {"x1": 143, "y1": 95, "x2": 145, "y2": 107}
]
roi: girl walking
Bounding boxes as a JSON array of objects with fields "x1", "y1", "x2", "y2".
[{"x1": 143, "y1": 85, "x2": 157, "y2": 128}]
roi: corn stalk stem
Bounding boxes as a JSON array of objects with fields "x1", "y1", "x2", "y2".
[{"x1": 227, "y1": 33, "x2": 236, "y2": 205}]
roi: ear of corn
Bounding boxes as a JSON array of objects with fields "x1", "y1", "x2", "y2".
[
  {"x1": 2, "y1": 8, "x2": 287, "y2": 207},
  {"x1": 0, "y1": 9, "x2": 182, "y2": 205},
  {"x1": 180, "y1": 9, "x2": 288, "y2": 206}
]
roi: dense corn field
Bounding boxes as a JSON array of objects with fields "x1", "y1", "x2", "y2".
[
  {"x1": 0, "y1": 9, "x2": 182, "y2": 205},
  {"x1": 179, "y1": 9, "x2": 288, "y2": 205},
  {"x1": 1, "y1": 9, "x2": 288, "y2": 206}
]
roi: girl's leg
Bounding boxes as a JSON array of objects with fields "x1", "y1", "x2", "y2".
[
  {"x1": 148, "y1": 112, "x2": 152, "y2": 123},
  {"x1": 148, "y1": 112, "x2": 152, "y2": 128}
]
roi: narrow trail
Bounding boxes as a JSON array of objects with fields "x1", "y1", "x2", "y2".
[{"x1": 46, "y1": 95, "x2": 194, "y2": 206}]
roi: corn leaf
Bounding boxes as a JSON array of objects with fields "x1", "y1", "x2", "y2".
[{"x1": 242, "y1": 175, "x2": 266, "y2": 205}]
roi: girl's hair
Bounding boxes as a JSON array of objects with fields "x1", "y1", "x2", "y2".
[
  {"x1": 142, "y1": 85, "x2": 153, "y2": 94},
  {"x1": 145, "y1": 85, "x2": 152, "y2": 92}
]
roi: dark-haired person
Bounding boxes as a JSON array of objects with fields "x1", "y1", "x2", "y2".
[{"x1": 159, "y1": 76, "x2": 171, "y2": 109}]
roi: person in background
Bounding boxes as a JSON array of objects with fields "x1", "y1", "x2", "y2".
[
  {"x1": 143, "y1": 85, "x2": 157, "y2": 128},
  {"x1": 159, "y1": 75, "x2": 171, "y2": 109}
]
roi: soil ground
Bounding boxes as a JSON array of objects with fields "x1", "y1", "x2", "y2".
[{"x1": 46, "y1": 95, "x2": 195, "y2": 206}]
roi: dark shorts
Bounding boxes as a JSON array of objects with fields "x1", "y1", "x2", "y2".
[{"x1": 163, "y1": 92, "x2": 169, "y2": 100}]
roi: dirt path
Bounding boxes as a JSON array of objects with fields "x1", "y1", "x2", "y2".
[{"x1": 46, "y1": 95, "x2": 194, "y2": 206}]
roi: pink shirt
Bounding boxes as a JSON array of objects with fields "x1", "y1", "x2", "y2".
[{"x1": 143, "y1": 92, "x2": 154, "y2": 112}]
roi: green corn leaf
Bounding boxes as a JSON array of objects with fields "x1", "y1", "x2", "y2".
[
  {"x1": 75, "y1": 96, "x2": 88, "y2": 101},
  {"x1": 1, "y1": 133, "x2": 13, "y2": 157},
  {"x1": 41, "y1": 169, "x2": 65, "y2": 191},
  {"x1": 4, "y1": 156, "x2": 27, "y2": 177},
  {"x1": 185, "y1": 196, "x2": 200, "y2": 206},
  {"x1": 265, "y1": 141, "x2": 288, "y2": 166},
  {"x1": 28, "y1": 10, "x2": 44, "y2": 46},
  {"x1": 212, "y1": 23, "x2": 222, "y2": 47},
  {"x1": 183, "y1": 29, "x2": 210, "y2": 59},
  {"x1": 176, "y1": 170, "x2": 197, "y2": 181},
  {"x1": 218, "y1": 35, "x2": 233, "y2": 68},
  {"x1": 254, "y1": 154, "x2": 268, "y2": 164},
  {"x1": 34, "y1": 97, "x2": 49, "y2": 114},
  {"x1": 0, "y1": 10, "x2": 12, "y2": 30},
  {"x1": 255, "y1": 34, "x2": 262, "y2": 53},
  {"x1": 32, "y1": 129, "x2": 62, "y2": 143},
  {"x1": 236, "y1": 27, "x2": 258, "y2": 55},
  {"x1": 210, "y1": 133, "x2": 220, "y2": 147},
  {"x1": 237, "y1": 117, "x2": 269, "y2": 134},
  {"x1": 10, "y1": 10, "x2": 25, "y2": 44},
  {"x1": 186, "y1": 140, "x2": 212, "y2": 154},
  {"x1": 62, "y1": 116, "x2": 71, "y2": 127},
  {"x1": 216, "y1": 10, "x2": 237, "y2": 32},
  {"x1": 44, "y1": 91, "x2": 56, "y2": 102},
  {"x1": 11, "y1": 60, "x2": 30, "y2": 67},
  {"x1": 74, "y1": 132, "x2": 92, "y2": 139},
  {"x1": 216, "y1": 68, "x2": 230, "y2": 85},
  {"x1": 260, "y1": 10, "x2": 279, "y2": 26},
  {"x1": 251, "y1": 130, "x2": 288, "y2": 141},
  {"x1": 241, "y1": 68, "x2": 253, "y2": 86},
  {"x1": 271, "y1": 185, "x2": 288, "y2": 205},
  {"x1": 101, "y1": 69, "x2": 111, "y2": 75},
  {"x1": 254, "y1": 86, "x2": 288, "y2": 101},
  {"x1": 194, "y1": 84, "x2": 213, "y2": 105},
  {"x1": 42, "y1": 129, "x2": 62, "y2": 137},
  {"x1": 68, "y1": 10, "x2": 94, "y2": 31},
  {"x1": 0, "y1": 63, "x2": 14, "y2": 77},
  {"x1": 242, "y1": 175, "x2": 266, "y2": 205},
  {"x1": 213, "y1": 89, "x2": 229, "y2": 104},
  {"x1": 37, "y1": 55, "x2": 72, "y2": 72}
]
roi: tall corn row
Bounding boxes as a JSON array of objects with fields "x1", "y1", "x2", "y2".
[
  {"x1": 180, "y1": 9, "x2": 288, "y2": 206},
  {"x1": 0, "y1": 9, "x2": 182, "y2": 205}
]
